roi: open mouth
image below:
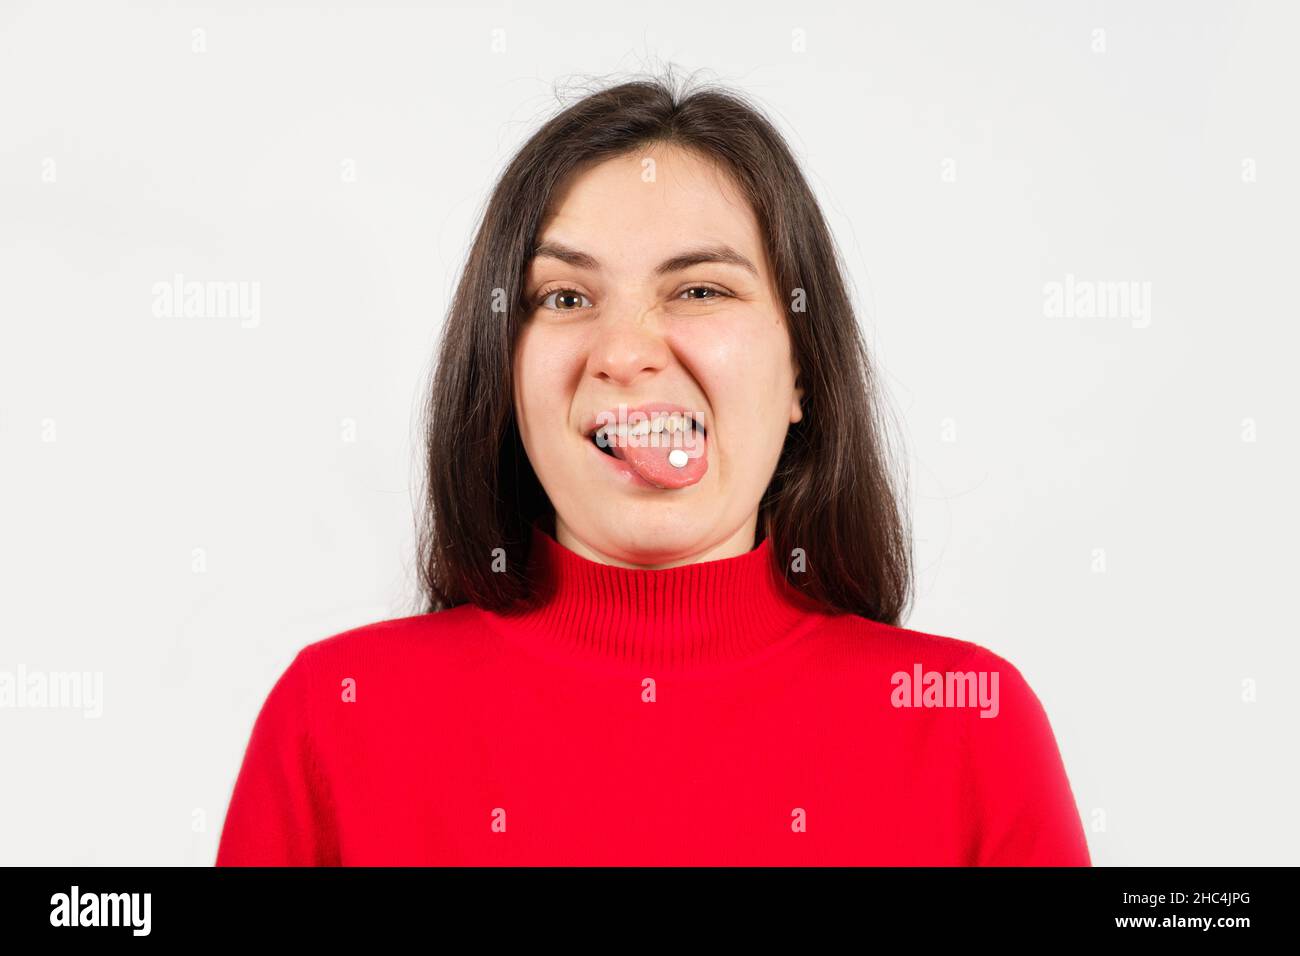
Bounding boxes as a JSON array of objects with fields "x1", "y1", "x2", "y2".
[{"x1": 582, "y1": 406, "x2": 710, "y2": 489}]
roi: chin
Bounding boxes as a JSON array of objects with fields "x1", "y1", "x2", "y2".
[{"x1": 578, "y1": 507, "x2": 715, "y2": 565}]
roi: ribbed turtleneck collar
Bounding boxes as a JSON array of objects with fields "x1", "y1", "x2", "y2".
[{"x1": 481, "y1": 523, "x2": 825, "y2": 675}]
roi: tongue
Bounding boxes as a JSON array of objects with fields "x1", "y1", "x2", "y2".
[{"x1": 616, "y1": 429, "x2": 708, "y2": 489}]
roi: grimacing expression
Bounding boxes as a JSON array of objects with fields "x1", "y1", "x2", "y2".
[{"x1": 512, "y1": 143, "x2": 803, "y2": 566}]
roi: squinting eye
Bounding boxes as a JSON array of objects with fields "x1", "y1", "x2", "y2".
[
  {"x1": 538, "y1": 289, "x2": 592, "y2": 311},
  {"x1": 681, "y1": 286, "x2": 731, "y2": 300}
]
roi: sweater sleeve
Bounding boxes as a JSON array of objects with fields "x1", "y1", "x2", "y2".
[
  {"x1": 960, "y1": 647, "x2": 1091, "y2": 866},
  {"x1": 215, "y1": 645, "x2": 338, "y2": 866}
]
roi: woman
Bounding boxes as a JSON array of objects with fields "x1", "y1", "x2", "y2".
[{"x1": 216, "y1": 75, "x2": 1091, "y2": 866}]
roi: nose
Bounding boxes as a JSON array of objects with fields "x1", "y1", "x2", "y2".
[{"x1": 585, "y1": 305, "x2": 671, "y2": 387}]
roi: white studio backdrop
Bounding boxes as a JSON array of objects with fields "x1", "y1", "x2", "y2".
[{"x1": 1, "y1": 0, "x2": 1296, "y2": 865}]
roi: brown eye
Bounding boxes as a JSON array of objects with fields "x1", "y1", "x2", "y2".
[
  {"x1": 539, "y1": 289, "x2": 592, "y2": 310},
  {"x1": 681, "y1": 286, "x2": 729, "y2": 300}
]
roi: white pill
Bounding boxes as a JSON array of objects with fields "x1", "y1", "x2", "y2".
[{"x1": 668, "y1": 449, "x2": 688, "y2": 468}]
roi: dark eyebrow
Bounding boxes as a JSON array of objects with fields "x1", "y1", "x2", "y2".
[{"x1": 530, "y1": 240, "x2": 759, "y2": 278}]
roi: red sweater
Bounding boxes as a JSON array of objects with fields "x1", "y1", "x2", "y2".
[{"x1": 216, "y1": 525, "x2": 1091, "y2": 865}]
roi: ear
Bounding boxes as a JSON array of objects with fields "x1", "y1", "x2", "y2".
[{"x1": 789, "y1": 369, "x2": 804, "y2": 425}]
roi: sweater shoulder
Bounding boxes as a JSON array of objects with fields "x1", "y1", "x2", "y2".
[
  {"x1": 816, "y1": 614, "x2": 1050, "y2": 710},
  {"x1": 287, "y1": 605, "x2": 496, "y2": 693},
  {"x1": 830, "y1": 615, "x2": 1066, "y2": 744},
  {"x1": 820, "y1": 613, "x2": 1012, "y2": 672},
  {"x1": 298, "y1": 605, "x2": 483, "y2": 659}
]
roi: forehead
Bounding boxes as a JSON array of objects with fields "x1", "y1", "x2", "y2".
[{"x1": 532, "y1": 144, "x2": 766, "y2": 273}]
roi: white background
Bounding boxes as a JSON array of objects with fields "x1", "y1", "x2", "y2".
[{"x1": 1, "y1": 0, "x2": 1296, "y2": 865}]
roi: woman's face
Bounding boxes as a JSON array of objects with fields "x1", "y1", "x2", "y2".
[{"x1": 513, "y1": 143, "x2": 803, "y2": 567}]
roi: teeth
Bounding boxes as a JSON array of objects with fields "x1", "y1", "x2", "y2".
[{"x1": 593, "y1": 412, "x2": 703, "y2": 446}]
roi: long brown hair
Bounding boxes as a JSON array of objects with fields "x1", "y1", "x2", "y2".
[{"x1": 416, "y1": 70, "x2": 912, "y2": 625}]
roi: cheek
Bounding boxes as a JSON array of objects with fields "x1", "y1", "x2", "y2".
[
  {"x1": 676, "y1": 317, "x2": 794, "y2": 474},
  {"x1": 516, "y1": 322, "x2": 586, "y2": 383},
  {"x1": 513, "y1": 326, "x2": 582, "y2": 457},
  {"x1": 678, "y1": 313, "x2": 793, "y2": 415}
]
